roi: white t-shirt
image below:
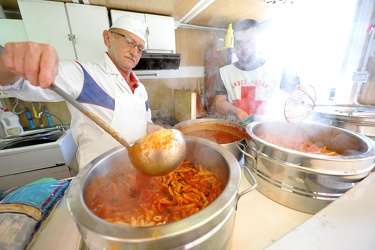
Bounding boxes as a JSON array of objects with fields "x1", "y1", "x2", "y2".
[{"x1": 216, "y1": 58, "x2": 299, "y2": 116}]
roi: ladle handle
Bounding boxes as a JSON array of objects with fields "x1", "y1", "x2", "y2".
[{"x1": 50, "y1": 83, "x2": 131, "y2": 150}]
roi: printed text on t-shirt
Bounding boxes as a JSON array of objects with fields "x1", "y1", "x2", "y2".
[{"x1": 231, "y1": 79, "x2": 268, "y2": 89}]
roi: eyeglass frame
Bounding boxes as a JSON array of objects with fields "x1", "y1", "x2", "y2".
[
  {"x1": 234, "y1": 38, "x2": 256, "y2": 49},
  {"x1": 109, "y1": 30, "x2": 146, "y2": 56}
]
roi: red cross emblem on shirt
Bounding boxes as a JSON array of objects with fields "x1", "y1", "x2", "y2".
[{"x1": 232, "y1": 86, "x2": 266, "y2": 115}]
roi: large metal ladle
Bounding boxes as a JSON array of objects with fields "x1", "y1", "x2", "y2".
[{"x1": 50, "y1": 84, "x2": 186, "y2": 176}]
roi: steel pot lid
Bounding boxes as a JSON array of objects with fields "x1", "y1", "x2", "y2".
[{"x1": 310, "y1": 105, "x2": 375, "y2": 124}]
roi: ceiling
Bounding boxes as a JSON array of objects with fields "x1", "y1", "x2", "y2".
[{"x1": 0, "y1": 0, "x2": 290, "y2": 29}]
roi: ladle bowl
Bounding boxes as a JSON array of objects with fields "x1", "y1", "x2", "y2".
[
  {"x1": 50, "y1": 83, "x2": 186, "y2": 176},
  {"x1": 128, "y1": 129, "x2": 186, "y2": 176}
]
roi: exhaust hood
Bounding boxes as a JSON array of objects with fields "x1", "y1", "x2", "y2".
[{"x1": 134, "y1": 53, "x2": 181, "y2": 70}]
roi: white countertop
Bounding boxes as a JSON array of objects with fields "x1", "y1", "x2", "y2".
[
  {"x1": 268, "y1": 171, "x2": 375, "y2": 250},
  {"x1": 31, "y1": 170, "x2": 375, "y2": 250},
  {"x1": 232, "y1": 173, "x2": 312, "y2": 249}
]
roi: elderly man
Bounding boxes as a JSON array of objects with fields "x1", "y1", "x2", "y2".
[{"x1": 0, "y1": 15, "x2": 163, "y2": 169}]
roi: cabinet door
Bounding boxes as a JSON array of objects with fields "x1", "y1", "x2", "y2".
[
  {"x1": 18, "y1": 0, "x2": 76, "y2": 60},
  {"x1": 0, "y1": 19, "x2": 28, "y2": 46},
  {"x1": 145, "y1": 14, "x2": 175, "y2": 53},
  {"x1": 66, "y1": 3, "x2": 109, "y2": 61}
]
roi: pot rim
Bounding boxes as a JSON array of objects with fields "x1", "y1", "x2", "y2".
[
  {"x1": 173, "y1": 118, "x2": 248, "y2": 138},
  {"x1": 66, "y1": 137, "x2": 241, "y2": 241},
  {"x1": 246, "y1": 120, "x2": 375, "y2": 160}
]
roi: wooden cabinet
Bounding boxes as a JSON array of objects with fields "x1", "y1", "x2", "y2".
[
  {"x1": 18, "y1": 0, "x2": 109, "y2": 61},
  {"x1": 110, "y1": 10, "x2": 176, "y2": 53},
  {"x1": 204, "y1": 48, "x2": 236, "y2": 115}
]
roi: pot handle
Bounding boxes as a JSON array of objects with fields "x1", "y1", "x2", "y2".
[
  {"x1": 235, "y1": 141, "x2": 257, "y2": 168},
  {"x1": 238, "y1": 164, "x2": 257, "y2": 200}
]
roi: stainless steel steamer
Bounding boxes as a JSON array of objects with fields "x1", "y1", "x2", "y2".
[
  {"x1": 66, "y1": 137, "x2": 257, "y2": 250},
  {"x1": 242, "y1": 120, "x2": 375, "y2": 214}
]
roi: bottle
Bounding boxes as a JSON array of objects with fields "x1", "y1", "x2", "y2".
[
  {"x1": 0, "y1": 109, "x2": 24, "y2": 137},
  {"x1": 225, "y1": 22, "x2": 234, "y2": 48}
]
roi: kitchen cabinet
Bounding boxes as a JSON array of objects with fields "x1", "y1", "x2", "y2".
[
  {"x1": 0, "y1": 19, "x2": 28, "y2": 46},
  {"x1": 204, "y1": 48, "x2": 236, "y2": 116},
  {"x1": 17, "y1": 0, "x2": 109, "y2": 61},
  {"x1": 110, "y1": 10, "x2": 176, "y2": 53}
]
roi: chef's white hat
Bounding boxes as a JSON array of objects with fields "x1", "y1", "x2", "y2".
[{"x1": 111, "y1": 15, "x2": 147, "y2": 42}]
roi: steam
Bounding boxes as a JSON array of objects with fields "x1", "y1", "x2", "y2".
[
  {"x1": 250, "y1": 120, "x2": 367, "y2": 158},
  {"x1": 258, "y1": 0, "x2": 358, "y2": 103}
]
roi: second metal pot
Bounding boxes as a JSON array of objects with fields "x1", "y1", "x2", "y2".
[
  {"x1": 241, "y1": 120, "x2": 375, "y2": 214},
  {"x1": 173, "y1": 119, "x2": 249, "y2": 161}
]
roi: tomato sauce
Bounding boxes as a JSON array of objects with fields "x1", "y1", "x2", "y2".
[
  {"x1": 135, "y1": 169, "x2": 152, "y2": 195},
  {"x1": 84, "y1": 160, "x2": 224, "y2": 227},
  {"x1": 184, "y1": 130, "x2": 242, "y2": 144}
]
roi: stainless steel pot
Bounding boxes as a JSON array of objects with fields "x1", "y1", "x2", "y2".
[
  {"x1": 241, "y1": 120, "x2": 375, "y2": 214},
  {"x1": 308, "y1": 104, "x2": 375, "y2": 140},
  {"x1": 66, "y1": 137, "x2": 256, "y2": 250},
  {"x1": 173, "y1": 119, "x2": 249, "y2": 161}
]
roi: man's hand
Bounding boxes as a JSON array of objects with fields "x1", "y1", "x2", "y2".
[
  {"x1": 235, "y1": 108, "x2": 249, "y2": 120},
  {"x1": 2, "y1": 42, "x2": 59, "y2": 88}
]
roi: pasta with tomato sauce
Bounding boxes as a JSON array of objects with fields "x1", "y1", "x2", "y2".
[
  {"x1": 258, "y1": 134, "x2": 340, "y2": 156},
  {"x1": 85, "y1": 160, "x2": 224, "y2": 227}
]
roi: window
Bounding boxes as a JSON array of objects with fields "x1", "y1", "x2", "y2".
[{"x1": 258, "y1": 0, "x2": 374, "y2": 104}]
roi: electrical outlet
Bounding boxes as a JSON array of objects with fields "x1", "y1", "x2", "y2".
[{"x1": 352, "y1": 71, "x2": 370, "y2": 82}]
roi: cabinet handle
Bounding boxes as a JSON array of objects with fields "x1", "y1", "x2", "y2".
[{"x1": 68, "y1": 34, "x2": 76, "y2": 44}]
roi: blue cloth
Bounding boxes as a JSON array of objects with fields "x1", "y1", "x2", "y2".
[{"x1": 76, "y1": 63, "x2": 115, "y2": 110}]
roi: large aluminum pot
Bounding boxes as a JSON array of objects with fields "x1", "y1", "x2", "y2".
[
  {"x1": 242, "y1": 120, "x2": 375, "y2": 214},
  {"x1": 66, "y1": 137, "x2": 256, "y2": 250},
  {"x1": 173, "y1": 119, "x2": 249, "y2": 161}
]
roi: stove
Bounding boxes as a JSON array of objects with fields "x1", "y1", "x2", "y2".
[{"x1": 0, "y1": 128, "x2": 77, "y2": 189}]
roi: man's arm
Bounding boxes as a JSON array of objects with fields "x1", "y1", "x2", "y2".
[
  {"x1": 212, "y1": 71, "x2": 249, "y2": 120},
  {"x1": 213, "y1": 94, "x2": 249, "y2": 120}
]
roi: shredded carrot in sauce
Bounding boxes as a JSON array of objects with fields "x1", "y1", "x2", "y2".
[
  {"x1": 258, "y1": 134, "x2": 340, "y2": 156},
  {"x1": 85, "y1": 160, "x2": 224, "y2": 227}
]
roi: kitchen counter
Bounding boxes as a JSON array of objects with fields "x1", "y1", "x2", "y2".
[
  {"x1": 268, "y1": 170, "x2": 375, "y2": 250},
  {"x1": 31, "y1": 170, "x2": 375, "y2": 250}
]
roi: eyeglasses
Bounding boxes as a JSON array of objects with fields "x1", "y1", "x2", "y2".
[
  {"x1": 234, "y1": 39, "x2": 256, "y2": 48},
  {"x1": 110, "y1": 30, "x2": 146, "y2": 56}
]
